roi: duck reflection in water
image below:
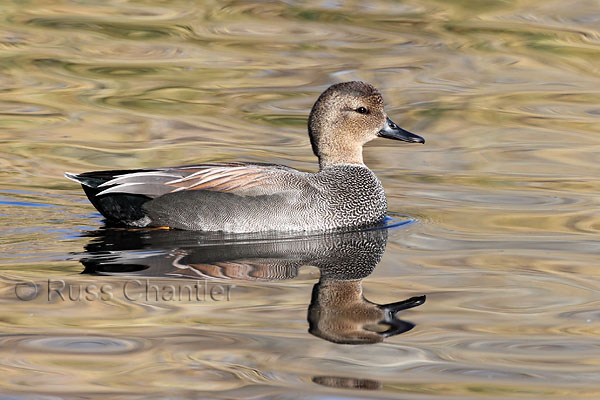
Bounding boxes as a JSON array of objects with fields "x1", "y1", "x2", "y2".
[{"x1": 79, "y1": 221, "x2": 425, "y2": 345}]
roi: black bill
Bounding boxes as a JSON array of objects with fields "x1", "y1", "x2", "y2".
[{"x1": 378, "y1": 117, "x2": 425, "y2": 144}]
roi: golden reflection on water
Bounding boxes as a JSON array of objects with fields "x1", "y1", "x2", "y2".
[{"x1": 0, "y1": 0, "x2": 599, "y2": 398}]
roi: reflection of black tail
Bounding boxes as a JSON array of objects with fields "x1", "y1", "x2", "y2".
[
  {"x1": 81, "y1": 262, "x2": 148, "y2": 275},
  {"x1": 78, "y1": 228, "x2": 303, "y2": 280},
  {"x1": 65, "y1": 171, "x2": 151, "y2": 224}
]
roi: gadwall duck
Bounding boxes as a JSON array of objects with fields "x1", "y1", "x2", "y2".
[
  {"x1": 66, "y1": 81, "x2": 424, "y2": 232},
  {"x1": 80, "y1": 222, "x2": 426, "y2": 344}
]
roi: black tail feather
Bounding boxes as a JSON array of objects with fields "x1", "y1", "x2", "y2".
[{"x1": 66, "y1": 171, "x2": 153, "y2": 224}]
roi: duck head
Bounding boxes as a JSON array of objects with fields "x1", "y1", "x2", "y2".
[
  {"x1": 308, "y1": 81, "x2": 424, "y2": 168},
  {"x1": 308, "y1": 279, "x2": 426, "y2": 345}
]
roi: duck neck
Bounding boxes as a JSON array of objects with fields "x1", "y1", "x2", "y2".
[
  {"x1": 317, "y1": 279, "x2": 364, "y2": 306},
  {"x1": 318, "y1": 144, "x2": 364, "y2": 170}
]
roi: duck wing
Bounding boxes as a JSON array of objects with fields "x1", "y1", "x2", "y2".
[
  {"x1": 66, "y1": 162, "x2": 303, "y2": 198},
  {"x1": 66, "y1": 162, "x2": 308, "y2": 227}
]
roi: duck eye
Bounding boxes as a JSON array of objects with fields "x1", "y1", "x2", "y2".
[{"x1": 356, "y1": 107, "x2": 368, "y2": 114}]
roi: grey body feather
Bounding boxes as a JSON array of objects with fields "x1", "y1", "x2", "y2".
[{"x1": 143, "y1": 164, "x2": 386, "y2": 232}]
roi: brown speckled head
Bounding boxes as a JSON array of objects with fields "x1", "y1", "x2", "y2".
[
  {"x1": 308, "y1": 81, "x2": 424, "y2": 168},
  {"x1": 307, "y1": 279, "x2": 425, "y2": 344}
]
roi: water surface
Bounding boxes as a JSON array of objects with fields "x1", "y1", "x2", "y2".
[{"x1": 0, "y1": 0, "x2": 599, "y2": 398}]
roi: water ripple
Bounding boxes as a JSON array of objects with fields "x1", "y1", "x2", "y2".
[
  {"x1": 1, "y1": 0, "x2": 599, "y2": 398},
  {"x1": 1, "y1": 335, "x2": 146, "y2": 355}
]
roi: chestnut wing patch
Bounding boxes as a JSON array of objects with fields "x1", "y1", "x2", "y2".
[
  {"x1": 95, "y1": 163, "x2": 293, "y2": 198},
  {"x1": 167, "y1": 165, "x2": 271, "y2": 193}
]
